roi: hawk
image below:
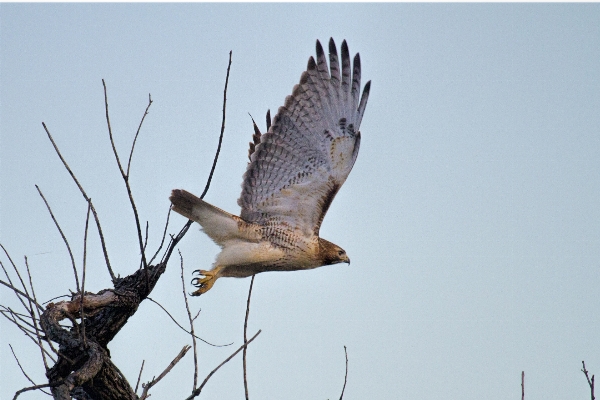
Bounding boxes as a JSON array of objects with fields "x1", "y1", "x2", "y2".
[{"x1": 170, "y1": 38, "x2": 370, "y2": 295}]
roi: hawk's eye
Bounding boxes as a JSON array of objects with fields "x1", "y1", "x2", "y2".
[{"x1": 338, "y1": 250, "x2": 345, "y2": 256}]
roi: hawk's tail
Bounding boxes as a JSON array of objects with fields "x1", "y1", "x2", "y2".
[
  {"x1": 170, "y1": 189, "x2": 204, "y2": 221},
  {"x1": 170, "y1": 189, "x2": 259, "y2": 246}
]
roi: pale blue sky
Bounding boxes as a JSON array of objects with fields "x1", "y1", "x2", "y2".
[{"x1": 1, "y1": 4, "x2": 599, "y2": 399}]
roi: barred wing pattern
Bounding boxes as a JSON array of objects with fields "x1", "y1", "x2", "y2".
[{"x1": 238, "y1": 38, "x2": 371, "y2": 239}]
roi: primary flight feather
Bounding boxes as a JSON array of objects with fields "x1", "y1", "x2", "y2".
[{"x1": 170, "y1": 38, "x2": 370, "y2": 295}]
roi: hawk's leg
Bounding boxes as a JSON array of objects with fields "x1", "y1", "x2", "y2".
[{"x1": 191, "y1": 266, "x2": 223, "y2": 296}]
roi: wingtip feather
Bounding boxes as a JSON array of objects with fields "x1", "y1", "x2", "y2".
[
  {"x1": 328, "y1": 38, "x2": 340, "y2": 83},
  {"x1": 316, "y1": 39, "x2": 325, "y2": 59},
  {"x1": 341, "y1": 40, "x2": 351, "y2": 88}
]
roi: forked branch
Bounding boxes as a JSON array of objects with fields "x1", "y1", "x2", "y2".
[
  {"x1": 180, "y1": 251, "x2": 199, "y2": 390},
  {"x1": 185, "y1": 330, "x2": 262, "y2": 400},
  {"x1": 582, "y1": 361, "x2": 596, "y2": 400},
  {"x1": 160, "y1": 49, "x2": 232, "y2": 265},
  {"x1": 35, "y1": 185, "x2": 79, "y2": 292},
  {"x1": 41, "y1": 122, "x2": 115, "y2": 282},
  {"x1": 139, "y1": 345, "x2": 191, "y2": 400},
  {"x1": 102, "y1": 79, "x2": 149, "y2": 272}
]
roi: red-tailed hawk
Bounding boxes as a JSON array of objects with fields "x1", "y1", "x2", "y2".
[{"x1": 170, "y1": 38, "x2": 370, "y2": 295}]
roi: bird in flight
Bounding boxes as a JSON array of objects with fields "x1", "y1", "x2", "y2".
[{"x1": 170, "y1": 38, "x2": 370, "y2": 295}]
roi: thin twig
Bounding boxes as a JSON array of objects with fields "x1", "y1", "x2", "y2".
[
  {"x1": 127, "y1": 93, "x2": 153, "y2": 177},
  {"x1": 41, "y1": 122, "x2": 116, "y2": 282},
  {"x1": 139, "y1": 345, "x2": 191, "y2": 400},
  {"x1": 23, "y1": 256, "x2": 50, "y2": 371},
  {"x1": 2, "y1": 252, "x2": 50, "y2": 366},
  {"x1": 1, "y1": 245, "x2": 38, "y2": 315},
  {"x1": 521, "y1": 371, "x2": 525, "y2": 400},
  {"x1": 2, "y1": 254, "x2": 52, "y2": 367},
  {"x1": 9, "y1": 344, "x2": 51, "y2": 396},
  {"x1": 200, "y1": 50, "x2": 232, "y2": 199},
  {"x1": 2, "y1": 310, "x2": 37, "y2": 337},
  {"x1": 192, "y1": 309, "x2": 201, "y2": 322},
  {"x1": 146, "y1": 297, "x2": 230, "y2": 347},
  {"x1": 35, "y1": 185, "x2": 79, "y2": 292},
  {"x1": 339, "y1": 346, "x2": 349, "y2": 400},
  {"x1": 0, "y1": 278, "x2": 43, "y2": 312},
  {"x1": 1, "y1": 307, "x2": 39, "y2": 333},
  {"x1": 582, "y1": 361, "x2": 596, "y2": 400},
  {"x1": 12, "y1": 382, "x2": 55, "y2": 400},
  {"x1": 43, "y1": 294, "x2": 70, "y2": 305},
  {"x1": 1, "y1": 244, "x2": 29, "y2": 295},
  {"x1": 2, "y1": 310, "x2": 57, "y2": 362},
  {"x1": 102, "y1": 78, "x2": 126, "y2": 180},
  {"x1": 149, "y1": 206, "x2": 171, "y2": 265},
  {"x1": 159, "y1": 50, "x2": 232, "y2": 277},
  {"x1": 186, "y1": 330, "x2": 261, "y2": 400},
  {"x1": 80, "y1": 201, "x2": 92, "y2": 348},
  {"x1": 180, "y1": 251, "x2": 199, "y2": 390},
  {"x1": 143, "y1": 221, "x2": 149, "y2": 257},
  {"x1": 161, "y1": 223, "x2": 191, "y2": 266},
  {"x1": 102, "y1": 79, "x2": 148, "y2": 275},
  {"x1": 243, "y1": 275, "x2": 255, "y2": 400},
  {"x1": 135, "y1": 360, "x2": 145, "y2": 394}
]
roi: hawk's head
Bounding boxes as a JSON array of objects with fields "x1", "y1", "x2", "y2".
[{"x1": 318, "y1": 238, "x2": 351, "y2": 266}]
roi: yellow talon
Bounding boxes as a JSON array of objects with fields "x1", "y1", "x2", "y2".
[{"x1": 190, "y1": 266, "x2": 222, "y2": 296}]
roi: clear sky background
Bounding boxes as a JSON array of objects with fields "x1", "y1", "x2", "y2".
[{"x1": 1, "y1": 4, "x2": 599, "y2": 400}]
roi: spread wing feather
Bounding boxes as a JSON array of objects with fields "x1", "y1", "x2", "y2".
[{"x1": 238, "y1": 38, "x2": 371, "y2": 238}]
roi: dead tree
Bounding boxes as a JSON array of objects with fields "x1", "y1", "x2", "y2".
[{"x1": 1, "y1": 51, "x2": 262, "y2": 400}]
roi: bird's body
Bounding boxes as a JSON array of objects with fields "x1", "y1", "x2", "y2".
[{"x1": 170, "y1": 38, "x2": 370, "y2": 295}]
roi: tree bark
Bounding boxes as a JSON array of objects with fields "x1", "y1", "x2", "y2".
[{"x1": 41, "y1": 263, "x2": 166, "y2": 400}]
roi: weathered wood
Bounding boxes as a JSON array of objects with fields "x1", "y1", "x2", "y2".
[{"x1": 41, "y1": 263, "x2": 166, "y2": 400}]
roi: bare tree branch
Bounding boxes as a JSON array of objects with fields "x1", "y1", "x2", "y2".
[
  {"x1": 339, "y1": 346, "x2": 348, "y2": 400},
  {"x1": 139, "y1": 345, "x2": 191, "y2": 400},
  {"x1": 521, "y1": 371, "x2": 524, "y2": 400},
  {"x1": 23, "y1": 256, "x2": 50, "y2": 371},
  {"x1": 180, "y1": 251, "x2": 199, "y2": 390},
  {"x1": 127, "y1": 93, "x2": 153, "y2": 177},
  {"x1": 160, "y1": 49, "x2": 232, "y2": 269},
  {"x1": 185, "y1": 330, "x2": 262, "y2": 400},
  {"x1": 149, "y1": 206, "x2": 171, "y2": 265},
  {"x1": 582, "y1": 361, "x2": 596, "y2": 400},
  {"x1": 102, "y1": 79, "x2": 148, "y2": 273},
  {"x1": 9, "y1": 344, "x2": 51, "y2": 396},
  {"x1": 80, "y1": 201, "x2": 92, "y2": 348},
  {"x1": 41, "y1": 122, "x2": 116, "y2": 282},
  {"x1": 35, "y1": 185, "x2": 80, "y2": 292},
  {"x1": 243, "y1": 275, "x2": 255, "y2": 400},
  {"x1": 200, "y1": 50, "x2": 232, "y2": 199},
  {"x1": 13, "y1": 382, "x2": 56, "y2": 400},
  {"x1": 135, "y1": 360, "x2": 145, "y2": 395},
  {"x1": 145, "y1": 296, "x2": 229, "y2": 347},
  {"x1": 42, "y1": 288, "x2": 142, "y2": 399},
  {"x1": 1, "y1": 245, "x2": 41, "y2": 313},
  {"x1": 2, "y1": 307, "x2": 58, "y2": 362},
  {"x1": 2, "y1": 249, "x2": 51, "y2": 369},
  {"x1": 141, "y1": 220, "x2": 149, "y2": 267},
  {"x1": 1, "y1": 306, "x2": 39, "y2": 333},
  {"x1": 1, "y1": 308, "x2": 55, "y2": 361},
  {"x1": 43, "y1": 295, "x2": 71, "y2": 305},
  {"x1": 0, "y1": 276, "x2": 43, "y2": 312}
]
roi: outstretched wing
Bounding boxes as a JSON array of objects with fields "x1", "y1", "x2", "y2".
[{"x1": 238, "y1": 38, "x2": 371, "y2": 238}]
